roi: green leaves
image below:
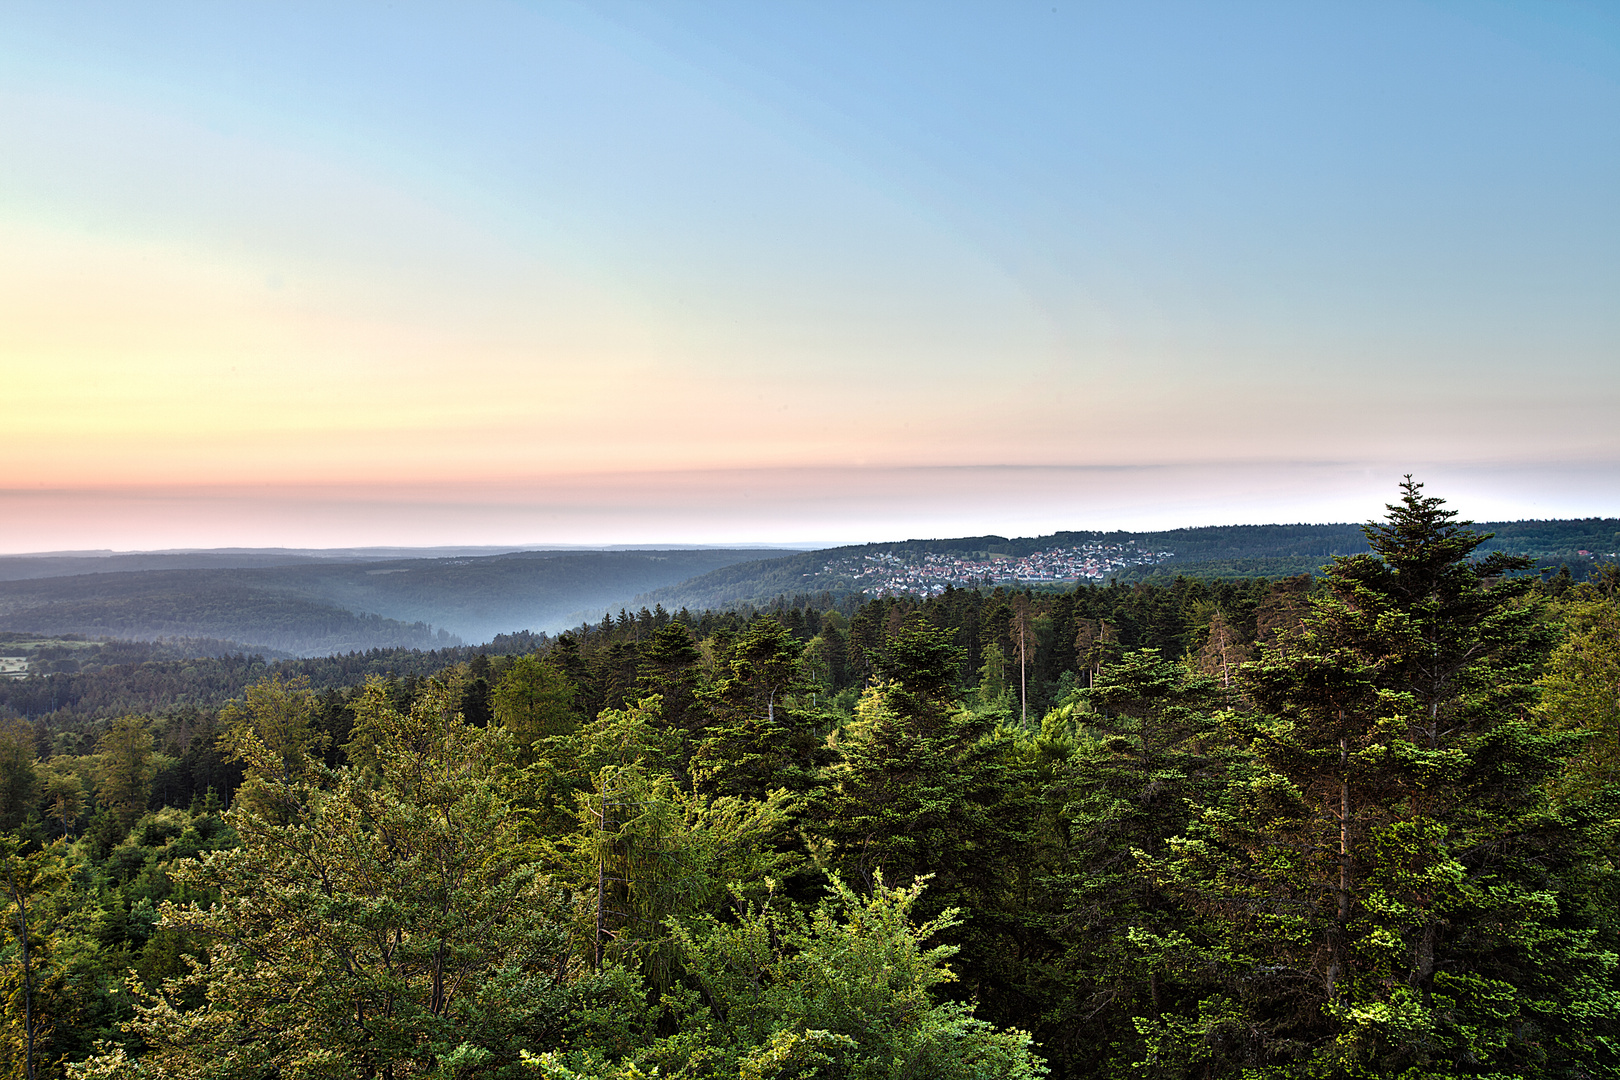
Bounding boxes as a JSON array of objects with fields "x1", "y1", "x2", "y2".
[
  {"x1": 533, "y1": 875, "x2": 1046, "y2": 1080},
  {"x1": 109, "y1": 676, "x2": 592, "y2": 1079},
  {"x1": 1, "y1": 835, "x2": 103, "y2": 1080}
]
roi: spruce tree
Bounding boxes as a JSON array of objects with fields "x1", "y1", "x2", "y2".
[
  {"x1": 1147, "y1": 479, "x2": 1618, "y2": 1077},
  {"x1": 1039, "y1": 650, "x2": 1227, "y2": 1076},
  {"x1": 690, "y1": 618, "x2": 825, "y2": 801},
  {"x1": 808, "y1": 617, "x2": 1037, "y2": 1014}
]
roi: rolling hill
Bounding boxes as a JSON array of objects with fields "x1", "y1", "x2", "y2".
[
  {"x1": 636, "y1": 518, "x2": 1620, "y2": 611},
  {"x1": 0, "y1": 548, "x2": 794, "y2": 654},
  {"x1": 3, "y1": 516, "x2": 1612, "y2": 656}
]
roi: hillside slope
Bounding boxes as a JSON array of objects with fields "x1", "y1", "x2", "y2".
[
  {"x1": 639, "y1": 519, "x2": 1620, "y2": 611},
  {"x1": 0, "y1": 548, "x2": 794, "y2": 653}
]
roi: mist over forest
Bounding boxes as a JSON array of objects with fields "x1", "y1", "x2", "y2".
[
  {"x1": 2, "y1": 490, "x2": 1620, "y2": 1078},
  {"x1": 0, "y1": 518, "x2": 1611, "y2": 658}
]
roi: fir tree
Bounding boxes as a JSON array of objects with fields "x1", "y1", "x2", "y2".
[{"x1": 1148, "y1": 479, "x2": 1618, "y2": 1077}]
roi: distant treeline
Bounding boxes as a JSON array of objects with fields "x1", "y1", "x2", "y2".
[
  {"x1": 635, "y1": 517, "x2": 1620, "y2": 612},
  {"x1": 6, "y1": 571, "x2": 1308, "y2": 775},
  {"x1": 0, "y1": 571, "x2": 453, "y2": 655},
  {"x1": 3, "y1": 566, "x2": 1332, "y2": 871},
  {"x1": 0, "y1": 633, "x2": 295, "y2": 671},
  {"x1": 0, "y1": 549, "x2": 788, "y2": 655}
]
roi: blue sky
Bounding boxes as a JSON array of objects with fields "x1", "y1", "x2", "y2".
[{"x1": 1, "y1": 2, "x2": 1616, "y2": 549}]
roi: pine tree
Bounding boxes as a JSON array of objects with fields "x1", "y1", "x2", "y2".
[
  {"x1": 690, "y1": 618, "x2": 826, "y2": 801},
  {"x1": 99, "y1": 677, "x2": 595, "y2": 1078},
  {"x1": 0, "y1": 722, "x2": 39, "y2": 835},
  {"x1": 808, "y1": 617, "x2": 1037, "y2": 1015},
  {"x1": 91, "y1": 717, "x2": 154, "y2": 839},
  {"x1": 635, "y1": 623, "x2": 704, "y2": 744},
  {"x1": 1037, "y1": 650, "x2": 1227, "y2": 1076},
  {"x1": 1147, "y1": 479, "x2": 1618, "y2": 1077}
]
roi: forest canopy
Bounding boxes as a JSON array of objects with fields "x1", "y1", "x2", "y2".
[{"x1": 0, "y1": 482, "x2": 1617, "y2": 1078}]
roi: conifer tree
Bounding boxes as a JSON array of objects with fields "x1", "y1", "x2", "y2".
[
  {"x1": 1038, "y1": 650, "x2": 1226, "y2": 1075},
  {"x1": 91, "y1": 717, "x2": 154, "y2": 838},
  {"x1": 635, "y1": 623, "x2": 704, "y2": 743},
  {"x1": 809, "y1": 617, "x2": 1036, "y2": 1013},
  {"x1": 1147, "y1": 480, "x2": 1617, "y2": 1077},
  {"x1": 99, "y1": 677, "x2": 595, "y2": 1078},
  {"x1": 690, "y1": 618, "x2": 825, "y2": 801},
  {"x1": 0, "y1": 722, "x2": 40, "y2": 835},
  {"x1": 0, "y1": 837, "x2": 98, "y2": 1080}
]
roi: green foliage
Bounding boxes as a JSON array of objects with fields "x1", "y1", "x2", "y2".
[
  {"x1": 811, "y1": 619, "x2": 996, "y2": 893},
  {"x1": 32, "y1": 768, "x2": 81, "y2": 846},
  {"x1": 1539, "y1": 590, "x2": 1620, "y2": 801},
  {"x1": 0, "y1": 725, "x2": 41, "y2": 835},
  {"x1": 529, "y1": 875, "x2": 1046, "y2": 1080},
  {"x1": 565, "y1": 761, "x2": 797, "y2": 987},
  {"x1": 1144, "y1": 479, "x2": 1618, "y2": 1077},
  {"x1": 90, "y1": 719, "x2": 154, "y2": 841},
  {"x1": 691, "y1": 618, "x2": 826, "y2": 801},
  {"x1": 91, "y1": 804, "x2": 236, "y2": 993},
  {"x1": 99, "y1": 677, "x2": 596, "y2": 1078},
  {"x1": 215, "y1": 675, "x2": 325, "y2": 820},
  {"x1": 0, "y1": 837, "x2": 104, "y2": 1080},
  {"x1": 493, "y1": 655, "x2": 581, "y2": 756},
  {"x1": 19, "y1": 486, "x2": 1620, "y2": 1080},
  {"x1": 1023, "y1": 650, "x2": 1228, "y2": 1075}
]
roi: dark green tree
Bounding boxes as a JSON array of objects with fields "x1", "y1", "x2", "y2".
[
  {"x1": 808, "y1": 617, "x2": 1036, "y2": 1013},
  {"x1": 91, "y1": 717, "x2": 154, "y2": 841},
  {"x1": 635, "y1": 623, "x2": 706, "y2": 761},
  {"x1": 690, "y1": 618, "x2": 825, "y2": 801},
  {"x1": 0, "y1": 722, "x2": 40, "y2": 835},
  {"x1": 1035, "y1": 650, "x2": 1226, "y2": 1076},
  {"x1": 1147, "y1": 479, "x2": 1617, "y2": 1077}
]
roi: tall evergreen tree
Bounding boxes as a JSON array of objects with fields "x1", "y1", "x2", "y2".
[
  {"x1": 99, "y1": 677, "x2": 594, "y2": 1079},
  {"x1": 1148, "y1": 479, "x2": 1617, "y2": 1077},
  {"x1": 690, "y1": 618, "x2": 824, "y2": 801},
  {"x1": 0, "y1": 722, "x2": 40, "y2": 835},
  {"x1": 91, "y1": 717, "x2": 154, "y2": 840},
  {"x1": 808, "y1": 617, "x2": 1036, "y2": 1014},
  {"x1": 1034, "y1": 650, "x2": 1227, "y2": 1076}
]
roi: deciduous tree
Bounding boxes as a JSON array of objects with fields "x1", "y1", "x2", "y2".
[{"x1": 98, "y1": 677, "x2": 599, "y2": 1078}]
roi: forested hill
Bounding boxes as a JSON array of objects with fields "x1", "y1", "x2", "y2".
[
  {"x1": 3, "y1": 522, "x2": 1611, "y2": 656},
  {"x1": 0, "y1": 545, "x2": 565, "y2": 582},
  {"x1": 0, "y1": 549, "x2": 791, "y2": 655},
  {"x1": 638, "y1": 517, "x2": 1620, "y2": 611}
]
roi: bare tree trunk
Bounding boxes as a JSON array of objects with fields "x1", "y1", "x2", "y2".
[
  {"x1": 9, "y1": 876, "x2": 36, "y2": 1080},
  {"x1": 1328, "y1": 728, "x2": 1351, "y2": 996},
  {"x1": 1019, "y1": 623, "x2": 1027, "y2": 726}
]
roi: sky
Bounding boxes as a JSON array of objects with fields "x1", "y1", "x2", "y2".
[{"x1": 2, "y1": 1, "x2": 1617, "y2": 551}]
